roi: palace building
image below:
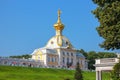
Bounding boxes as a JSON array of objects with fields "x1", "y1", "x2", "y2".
[{"x1": 31, "y1": 10, "x2": 87, "y2": 69}]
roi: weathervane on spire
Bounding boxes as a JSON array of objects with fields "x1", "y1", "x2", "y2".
[
  {"x1": 57, "y1": 9, "x2": 61, "y2": 23},
  {"x1": 58, "y1": 9, "x2": 61, "y2": 17}
]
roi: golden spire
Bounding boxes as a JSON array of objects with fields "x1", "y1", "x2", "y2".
[
  {"x1": 54, "y1": 9, "x2": 64, "y2": 32},
  {"x1": 57, "y1": 9, "x2": 61, "y2": 23}
]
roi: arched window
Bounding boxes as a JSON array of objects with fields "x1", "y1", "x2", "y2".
[
  {"x1": 67, "y1": 52, "x2": 69, "y2": 56},
  {"x1": 63, "y1": 52, "x2": 65, "y2": 56},
  {"x1": 71, "y1": 53, "x2": 73, "y2": 56},
  {"x1": 63, "y1": 57, "x2": 65, "y2": 64},
  {"x1": 51, "y1": 41, "x2": 54, "y2": 44},
  {"x1": 38, "y1": 56, "x2": 40, "y2": 59},
  {"x1": 54, "y1": 57, "x2": 56, "y2": 62},
  {"x1": 67, "y1": 57, "x2": 69, "y2": 63},
  {"x1": 66, "y1": 41, "x2": 68, "y2": 45},
  {"x1": 48, "y1": 56, "x2": 50, "y2": 62},
  {"x1": 71, "y1": 58, "x2": 73, "y2": 63},
  {"x1": 52, "y1": 57, "x2": 54, "y2": 62}
]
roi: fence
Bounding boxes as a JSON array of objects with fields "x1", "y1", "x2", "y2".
[{"x1": 0, "y1": 57, "x2": 44, "y2": 68}]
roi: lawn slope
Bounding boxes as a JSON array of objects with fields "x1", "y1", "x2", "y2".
[{"x1": 0, "y1": 66, "x2": 109, "y2": 80}]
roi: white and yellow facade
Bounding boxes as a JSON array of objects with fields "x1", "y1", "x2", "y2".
[{"x1": 31, "y1": 10, "x2": 87, "y2": 69}]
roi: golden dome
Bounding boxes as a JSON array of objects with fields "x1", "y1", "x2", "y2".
[{"x1": 54, "y1": 10, "x2": 64, "y2": 31}]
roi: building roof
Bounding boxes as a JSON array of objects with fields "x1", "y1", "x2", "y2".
[
  {"x1": 76, "y1": 52, "x2": 85, "y2": 58},
  {"x1": 45, "y1": 35, "x2": 74, "y2": 49},
  {"x1": 31, "y1": 48, "x2": 57, "y2": 55}
]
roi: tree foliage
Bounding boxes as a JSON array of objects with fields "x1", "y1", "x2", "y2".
[
  {"x1": 9, "y1": 54, "x2": 31, "y2": 59},
  {"x1": 79, "y1": 49, "x2": 117, "y2": 70},
  {"x1": 79, "y1": 49, "x2": 88, "y2": 58},
  {"x1": 74, "y1": 62, "x2": 83, "y2": 80},
  {"x1": 87, "y1": 51, "x2": 97, "y2": 70},
  {"x1": 88, "y1": 51, "x2": 116, "y2": 70},
  {"x1": 111, "y1": 59, "x2": 120, "y2": 80},
  {"x1": 92, "y1": 0, "x2": 120, "y2": 50}
]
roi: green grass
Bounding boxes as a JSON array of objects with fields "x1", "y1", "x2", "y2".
[{"x1": 0, "y1": 65, "x2": 110, "y2": 80}]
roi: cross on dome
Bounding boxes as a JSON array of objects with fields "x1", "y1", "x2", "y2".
[
  {"x1": 58, "y1": 9, "x2": 61, "y2": 17},
  {"x1": 57, "y1": 9, "x2": 61, "y2": 23}
]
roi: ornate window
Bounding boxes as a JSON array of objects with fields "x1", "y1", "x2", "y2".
[
  {"x1": 52, "y1": 57, "x2": 54, "y2": 62},
  {"x1": 38, "y1": 56, "x2": 40, "y2": 59},
  {"x1": 54, "y1": 57, "x2": 57, "y2": 62},
  {"x1": 66, "y1": 41, "x2": 68, "y2": 45},
  {"x1": 51, "y1": 41, "x2": 54, "y2": 44},
  {"x1": 71, "y1": 58, "x2": 73, "y2": 63},
  {"x1": 67, "y1": 57, "x2": 69, "y2": 63},
  {"x1": 71, "y1": 53, "x2": 73, "y2": 56},
  {"x1": 67, "y1": 52, "x2": 69, "y2": 56},
  {"x1": 63, "y1": 52, "x2": 65, "y2": 56},
  {"x1": 63, "y1": 57, "x2": 65, "y2": 64},
  {"x1": 48, "y1": 56, "x2": 50, "y2": 62}
]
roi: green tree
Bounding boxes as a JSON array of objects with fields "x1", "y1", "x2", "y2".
[
  {"x1": 9, "y1": 54, "x2": 31, "y2": 59},
  {"x1": 78, "y1": 49, "x2": 88, "y2": 59},
  {"x1": 97, "y1": 52, "x2": 117, "y2": 58},
  {"x1": 92, "y1": 0, "x2": 120, "y2": 50},
  {"x1": 87, "y1": 51, "x2": 98, "y2": 70},
  {"x1": 111, "y1": 59, "x2": 120, "y2": 80},
  {"x1": 74, "y1": 62, "x2": 83, "y2": 80},
  {"x1": 103, "y1": 52, "x2": 117, "y2": 58},
  {"x1": 87, "y1": 51, "x2": 116, "y2": 70}
]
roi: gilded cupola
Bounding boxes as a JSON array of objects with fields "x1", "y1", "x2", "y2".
[
  {"x1": 45, "y1": 10, "x2": 73, "y2": 49},
  {"x1": 54, "y1": 10, "x2": 64, "y2": 35}
]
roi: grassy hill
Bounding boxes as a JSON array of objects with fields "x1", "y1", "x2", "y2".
[{"x1": 0, "y1": 65, "x2": 110, "y2": 80}]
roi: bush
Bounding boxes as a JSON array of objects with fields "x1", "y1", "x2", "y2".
[{"x1": 74, "y1": 62, "x2": 83, "y2": 80}]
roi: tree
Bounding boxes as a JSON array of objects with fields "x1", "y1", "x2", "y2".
[
  {"x1": 78, "y1": 49, "x2": 117, "y2": 70},
  {"x1": 78, "y1": 49, "x2": 88, "y2": 58},
  {"x1": 97, "y1": 52, "x2": 117, "y2": 58},
  {"x1": 92, "y1": 0, "x2": 120, "y2": 50},
  {"x1": 111, "y1": 59, "x2": 120, "y2": 80},
  {"x1": 9, "y1": 54, "x2": 31, "y2": 59},
  {"x1": 74, "y1": 62, "x2": 83, "y2": 80},
  {"x1": 87, "y1": 51, "x2": 116, "y2": 70},
  {"x1": 87, "y1": 51, "x2": 98, "y2": 70}
]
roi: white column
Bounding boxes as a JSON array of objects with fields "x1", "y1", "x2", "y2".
[
  {"x1": 96, "y1": 71, "x2": 99, "y2": 80},
  {"x1": 57, "y1": 49, "x2": 61, "y2": 67},
  {"x1": 96, "y1": 71, "x2": 102, "y2": 80},
  {"x1": 44, "y1": 54, "x2": 47, "y2": 67},
  {"x1": 99, "y1": 71, "x2": 102, "y2": 80}
]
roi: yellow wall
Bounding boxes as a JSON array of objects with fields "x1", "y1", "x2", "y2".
[{"x1": 34, "y1": 50, "x2": 43, "y2": 60}]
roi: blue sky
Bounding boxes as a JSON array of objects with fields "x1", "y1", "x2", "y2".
[{"x1": 0, "y1": 0, "x2": 114, "y2": 56}]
